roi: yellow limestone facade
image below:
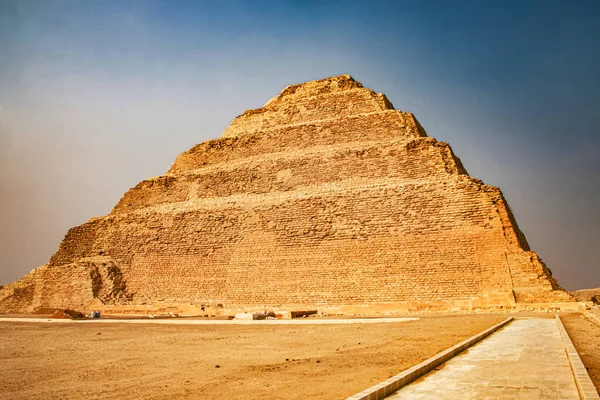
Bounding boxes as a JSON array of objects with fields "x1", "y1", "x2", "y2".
[{"x1": 0, "y1": 75, "x2": 573, "y2": 315}]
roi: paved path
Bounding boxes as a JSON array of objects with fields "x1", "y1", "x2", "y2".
[
  {"x1": 388, "y1": 318, "x2": 580, "y2": 399},
  {"x1": 0, "y1": 317, "x2": 418, "y2": 325}
]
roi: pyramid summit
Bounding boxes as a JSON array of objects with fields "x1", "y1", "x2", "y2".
[{"x1": 0, "y1": 75, "x2": 574, "y2": 315}]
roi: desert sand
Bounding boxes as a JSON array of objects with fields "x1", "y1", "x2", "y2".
[
  {"x1": 562, "y1": 312, "x2": 600, "y2": 392},
  {"x1": 0, "y1": 315, "x2": 506, "y2": 400}
]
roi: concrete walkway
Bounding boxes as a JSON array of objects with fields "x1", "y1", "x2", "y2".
[{"x1": 388, "y1": 318, "x2": 580, "y2": 399}]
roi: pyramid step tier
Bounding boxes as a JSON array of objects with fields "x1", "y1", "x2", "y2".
[
  {"x1": 57, "y1": 177, "x2": 525, "y2": 268},
  {"x1": 264, "y1": 74, "x2": 365, "y2": 105},
  {"x1": 169, "y1": 110, "x2": 425, "y2": 174},
  {"x1": 222, "y1": 87, "x2": 394, "y2": 139},
  {"x1": 115, "y1": 138, "x2": 466, "y2": 214}
]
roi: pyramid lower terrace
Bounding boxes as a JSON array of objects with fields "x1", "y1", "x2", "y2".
[{"x1": 0, "y1": 75, "x2": 574, "y2": 316}]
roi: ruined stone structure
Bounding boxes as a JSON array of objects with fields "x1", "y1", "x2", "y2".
[{"x1": 0, "y1": 75, "x2": 573, "y2": 315}]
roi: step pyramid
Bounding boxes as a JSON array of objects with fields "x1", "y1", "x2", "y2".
[{"x1": 0, "y1": 75, "x2": 573, "y2": 315}]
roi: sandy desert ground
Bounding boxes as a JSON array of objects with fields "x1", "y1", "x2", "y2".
[
  {"x1": 0, "y1": 313, "x2": 597, "y2": 399},
  {"x1": 0, "y1": 315, "x2": 505, "y2": 400},
  {"x1": 562, "y1": 312, "x2": 600, "y2": 392}
]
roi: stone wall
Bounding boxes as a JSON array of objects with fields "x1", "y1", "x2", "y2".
[{"x1": 0, "y1": 258, "x2": 130, "y2": 313}]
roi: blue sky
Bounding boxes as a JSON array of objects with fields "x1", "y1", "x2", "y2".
[{"x1": 0, "y1": 0, "x2": 599, "y2": 290}]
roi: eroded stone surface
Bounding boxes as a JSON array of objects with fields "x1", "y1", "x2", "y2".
[{"x1": 0, "y1": 75, "x2": 572, "y2": 315}]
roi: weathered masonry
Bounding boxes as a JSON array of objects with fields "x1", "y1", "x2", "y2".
[{"x1": 0, "y1": 75, "x2": 574, "y2": 315}]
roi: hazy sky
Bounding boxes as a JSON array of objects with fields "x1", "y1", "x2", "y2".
[{"x1": 0, "y1": 0, "x2": 599, "y2": 290}]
